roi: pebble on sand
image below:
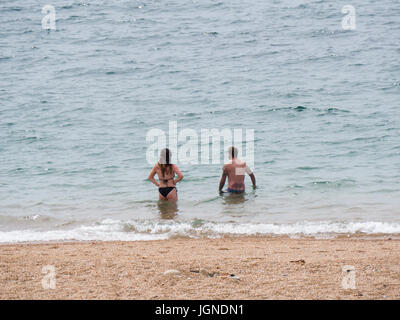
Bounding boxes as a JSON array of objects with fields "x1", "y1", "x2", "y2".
[{"x1": 163, "y1": 269, "x2": 181, "y2": 276}]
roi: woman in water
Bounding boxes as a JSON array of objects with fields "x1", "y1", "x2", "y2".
[{"x1": 148, "y1": 148, "x2": 184, "y2": 201}]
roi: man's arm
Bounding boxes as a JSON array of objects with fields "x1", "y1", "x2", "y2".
[
  {"x1": 245, "y1": 163, "x2": 256, "y2": 189},
  {"x1": 249, "y1": 173, "x2": 256, "y2": 189},
  {"x1": 219, "y1": 167, "x2": 227, "y2": 192}
]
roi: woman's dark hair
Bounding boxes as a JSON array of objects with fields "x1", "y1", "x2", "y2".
[{"x1": 159, "y1": 148, "x2": 172, "y2": 177}]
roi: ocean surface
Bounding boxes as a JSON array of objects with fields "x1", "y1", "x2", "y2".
[{"x1": 1, "y1": 0, "x2": 400, "y2": 242}]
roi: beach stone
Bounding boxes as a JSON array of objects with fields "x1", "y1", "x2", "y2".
[
  {"x1": 199, "y1": 268, "x2": 209, "y2": 277},
  {"x1": 199, "y1": 268, "x2": 217, "y2": 277},
  {"x1": 290, "y1": 259, "x2": 305, "y2": 265},
  {"x1": 163, "y1": 269, "x2": 181, "y2": 276}
]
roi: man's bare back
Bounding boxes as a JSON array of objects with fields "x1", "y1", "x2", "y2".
[{"x1": 219, "y1": 147, "x2": 256, "y2": 193}]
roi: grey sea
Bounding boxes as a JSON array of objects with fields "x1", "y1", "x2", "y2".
[{"x1": 1, "y1": 0, "x2": 399, "y2": 242}]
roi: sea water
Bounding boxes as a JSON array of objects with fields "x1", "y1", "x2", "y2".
[{"x1": 0, "y1": 0, "x2": 399, "y2": 242}]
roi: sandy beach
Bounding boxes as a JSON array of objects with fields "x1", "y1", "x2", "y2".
[{"x1": 1, "y1": 236, "x2": 399, "y2": 300}]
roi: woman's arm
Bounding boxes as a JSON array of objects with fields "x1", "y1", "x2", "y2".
[
  {"x1": 172, "y1": 164, "x2": 184, "y2": 185},
  {"x1": 148, "y1": 164, "x2": 160, "y2": 187}
]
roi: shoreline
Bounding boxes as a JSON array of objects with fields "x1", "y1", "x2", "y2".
[
  {"x1": 0, "y1": 232, "x2": 398, "y2": 246},
  {"x1": 1, "y1": 236, "x2": 399, "y2": 299}
]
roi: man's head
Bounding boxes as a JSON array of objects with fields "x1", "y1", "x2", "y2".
[{"x1": 228, "y1": 146, "x2": 238, "y2": 160}]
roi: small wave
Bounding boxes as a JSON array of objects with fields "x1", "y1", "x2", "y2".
[
  {"x1": 325, "y1": 107, "x2": 350, "y2": 113},
  {"x1": 264, "y1": 106, "x2": 306, "y2": 113},
  {"x1": 296, "y1": 166, "x2": 320, "y2": 171},
  {"x1": 311, "y1": 28, "x2": 352, "y2": 38},
  {"x1": 193, "y1": 196, "x2": 220, "y2": 206},
  {"x1": 307, "y1": 179, "x2": 356, "y2": 189},
  {"x1": 0, "y1": 214, "x2": 56, "y2": 228},
  {"x1": 1, "y1": 220, "x2": 400, "y2": 243},
  {"x1": 0, "y1": 56, "x2": 12, "y2": 62},
  {"x1": 2, "y1": 7, "x2": 23, "y2": 12},
  {"x1": 204, "y1": 32, "x2": 218, "y2": 36},
  {"x1": 262, "y1": 106, "x2": 350, "y2": 115}
]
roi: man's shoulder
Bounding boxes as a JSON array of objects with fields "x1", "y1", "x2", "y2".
[
  {"x1": 223, "y1": 160, "x2": 232, "y2": 165},
  {"x1": 222, "y1": 161, "x2": 232, "y2": 172},
  {"x1": 234, "y1": 159, "x2": 246, "y2": 167}
]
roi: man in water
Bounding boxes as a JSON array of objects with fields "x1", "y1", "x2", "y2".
[{"x1": 219, "y1": 146, "x2": 256, "y2": 193}]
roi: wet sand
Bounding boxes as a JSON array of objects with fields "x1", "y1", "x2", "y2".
[{"x1": 1, "y1": 236, "x2": 399, "y2": 299}]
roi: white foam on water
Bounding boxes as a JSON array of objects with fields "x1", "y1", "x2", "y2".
[{"x1": 1, "y1": 219, "x2": 400, "y2": 243}]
